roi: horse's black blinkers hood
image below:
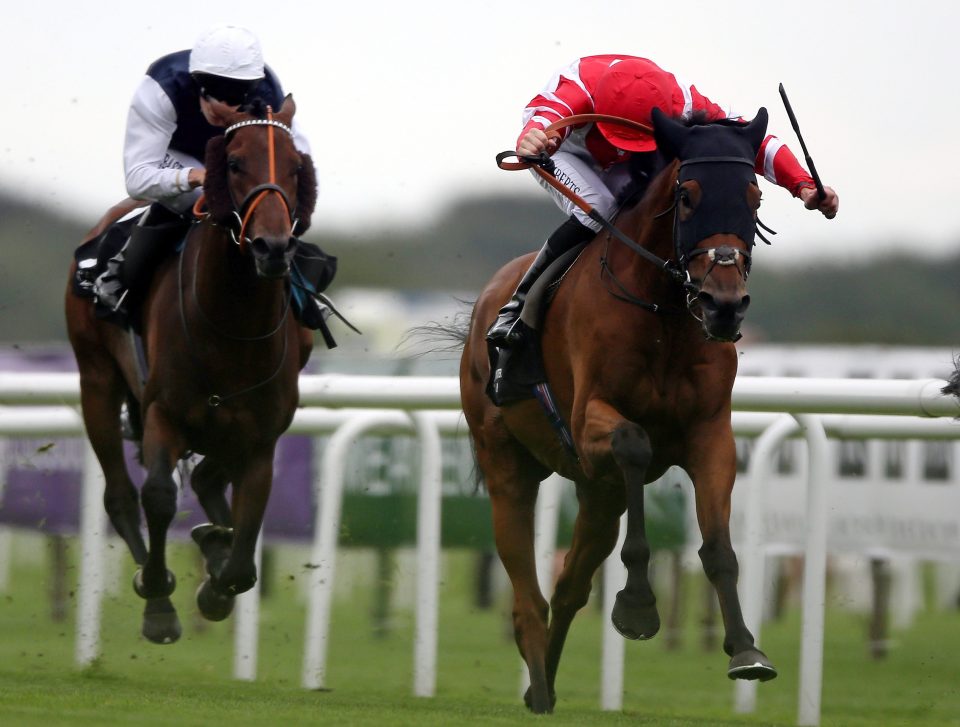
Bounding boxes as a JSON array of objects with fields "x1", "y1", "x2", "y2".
[{"x1": 652, "y1": 108, "x2": 768, "y2": 261}]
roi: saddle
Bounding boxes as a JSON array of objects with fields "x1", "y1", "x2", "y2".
[
  {"x1": 71, "y1": 211, "x2": 341, "y2": 341},
  {"x1": 485, "y1": 242, "x2": 588, "y2": 407}
]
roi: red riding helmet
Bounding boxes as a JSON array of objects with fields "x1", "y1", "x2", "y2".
[{"x1": 593, "y1": 58, "x2": 682, "y2": 152}]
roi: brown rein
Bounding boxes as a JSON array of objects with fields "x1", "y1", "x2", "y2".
[
  {"x1": 496, "y1": 113, "x2": 653, "y2": 172},
  {"x1": 497, "y1": 115, "x2": 652, "y2": 214},
  {"x1": 495, "y1": 114, "x2": 684, "y2": 284}
]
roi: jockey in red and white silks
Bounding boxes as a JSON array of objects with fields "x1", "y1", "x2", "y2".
[{"x1": 517, "y1": 54, "x2": 836, "y2": 231}]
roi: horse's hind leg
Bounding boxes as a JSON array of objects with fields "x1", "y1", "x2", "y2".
[
  {"x1": 191, "y1": 456, "x2": 232, "y2": 527},
  {"x1": 195, "y1": 448, "x2": 274, "y2": 621},
  {"x1": 189, "y1": 456, "x2": 237, "y2": 620},
  {"x1": 609, "y1": 422, "x2": 661, "y2": 640},
  {"x1": 483, "y1": 447, "x2": 553, "y2": 713},
  {"x1": 136, "y1": 406, "x2": 187, "y2": 644},
  {"x1": 76, "y1": 358, "x2": 148, "y2": 565},
  {"x1": 544, "y1": 479, "x2": 623, "y2": 695}
]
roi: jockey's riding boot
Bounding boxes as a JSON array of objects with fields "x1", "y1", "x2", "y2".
[
  {"x1": 94, "y1": 205, "x2": 188, "y2": 321},
  {"x1": 94, "y1": 250, "x2": 128, "y2": 313},
  {"x1": 486, "y1": 216, "x2": 595, "y2": 349}
]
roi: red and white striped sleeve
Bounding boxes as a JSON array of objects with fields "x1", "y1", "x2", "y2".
[
  {"x1": 756, "y1": 136, "x2": 817, "y2": 197},
  {"x1": 517, "y1": 57, "x2": 608, "y2": 148},
  {"x1": 689, "y1": 84, "x2": 816, "y2": 197}
]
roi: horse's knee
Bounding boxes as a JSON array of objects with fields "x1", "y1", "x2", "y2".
[
  {"x1": 551, "y1": 578, "x2": 593, "y2": 619},
  {"x1": 141, "y1": 474, "x2": 177, "y2": 523},
  {"x1": 103, "y1": 484, "x2": 139, "y2": 522},
  {"x1": 698, "y1": 538, "x2": 739, "y2": 582},
  {"x1": 611, "y1": 423, "x2": 652, "y2": 473}
]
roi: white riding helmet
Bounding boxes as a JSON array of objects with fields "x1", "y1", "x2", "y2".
[{"x1": 189, "y1": 25, "x2": 265, "y2": 81}]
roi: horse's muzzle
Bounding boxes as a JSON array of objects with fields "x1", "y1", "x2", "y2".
[
  {"x1": 251, "y1": 236, "x2": 297, "y2": 278},
  {"x1": 696, "y1": 291, "x2": 751, "y2": 342}
]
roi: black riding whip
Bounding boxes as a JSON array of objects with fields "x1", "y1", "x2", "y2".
[{"x1": 778, "y1": 83, "x2": 826, "y2": 201}]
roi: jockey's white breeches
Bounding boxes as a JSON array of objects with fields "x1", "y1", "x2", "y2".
[{"x1": 531, "y1": 148, "x2": 633, "y2": 232}]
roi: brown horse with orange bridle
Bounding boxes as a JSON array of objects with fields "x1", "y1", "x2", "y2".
[
  {"x1": 461, "y1": 108, "x2": 777, "y2": 712},
  {"x1": 65, "y1": 96, "x2": 314, "y2": 643}
]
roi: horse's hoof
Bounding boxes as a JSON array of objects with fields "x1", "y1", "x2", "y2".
[
  {"x1": 196, "y1": 577, "x2": 235, "y2": 622},
  {"x1": 611, "y1": 590, "x2": 660, "y2": 640},
  {"x1": 727, "y1": 648, "x2": 778, "y2": 682},
  {"x1": 133, "y1": 568, "x2": 176, "y2": 599},
  {"x1": 141, "y1": 597, "x2": 182, "y2": 644},
  {"x1": 522, "y1": 685, "x2": 555, "y2": 714},
  {"x1": 191, "y1": 523, "x2": 234, "y2": 550}
]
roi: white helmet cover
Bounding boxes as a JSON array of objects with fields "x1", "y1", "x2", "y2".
[{"x1": 189, "y1": 25, "x2": 265, "y2": 81}]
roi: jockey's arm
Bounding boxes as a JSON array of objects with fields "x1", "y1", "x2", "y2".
[
  {"x1": 756, "y1": 136, "x2": 839, "y2": 219},
  {"x1": 515, "y1": 62, "x2": 596, "y2": 156},
  {"x1": 692, "y1": 84, "x2": 839, "y2": 220},
  {"x1": 123, "y1": 76, "x2": 198, "y2": 204}
]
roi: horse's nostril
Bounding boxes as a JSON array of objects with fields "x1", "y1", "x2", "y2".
[
  {"x1": 251, "y1": 237, "x2": 294, "y2": 259},
  {"x1": 698, "y1": 290, "x2": 749, "y2": 318},
  {"x1": 250, "y1": 238, "x2": 270, "y2": 257},
  {"x1": 697, "y1": 291, "x2": 718, "y2": 312}
]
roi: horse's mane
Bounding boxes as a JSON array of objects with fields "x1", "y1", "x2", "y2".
[
  {"x1": 617, "y1": 111, "x2": 749, "y2": 218},
  {"x1": 684, "y1": 110, "x2": 749, "y2": 128},
  {"x1": 202, "y1": 112, "x2": 318, "y2": 234}
]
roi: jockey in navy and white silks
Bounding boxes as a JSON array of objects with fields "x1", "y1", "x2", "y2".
[
  {"x1": 123, "y1": 28, "x2": 311, "y2": 214},
  {"x1": 95, "y1": 25, "x2": 323, "y2": 323}
]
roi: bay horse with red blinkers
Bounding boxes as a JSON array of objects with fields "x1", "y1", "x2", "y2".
[
  {"x1": 65, "y1": 95, "x2": 315, "y2": 643},
  {"x1": 460, "y1": 107, "x2": 777, "y2": 712}
]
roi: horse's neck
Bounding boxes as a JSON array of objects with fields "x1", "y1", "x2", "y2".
[{"x1": 608, "y1": 171, "x2": 678, "y2": 294}]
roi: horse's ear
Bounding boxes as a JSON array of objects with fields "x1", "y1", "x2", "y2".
[
  {"x1": 209, "y1": 97, "x2": 245, "y2": 127},
  {"x1": 277, "y1": 93, "x2": 296, "y2": 124},
  {"x1": 739, "y1": 107, "x2": 769, "y2": 153},
  {"x1": 651, "y1": 106, "x2": 687, "y2": 159}
]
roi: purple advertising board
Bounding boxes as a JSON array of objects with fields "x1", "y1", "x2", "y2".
[{"x1": 0, "y1": 346, "x2": 317, "y2": 542}]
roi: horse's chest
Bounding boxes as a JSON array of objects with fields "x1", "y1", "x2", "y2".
[
  {"x1": 620, "y1": 377, "x2": 703, "y2": 424},
  {"x1": 177, "y1": 400, "x2": 288, "y2": 453}
]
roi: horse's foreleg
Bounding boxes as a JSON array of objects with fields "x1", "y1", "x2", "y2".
[
  {"x1": 686, "y1": 421, "x2": 777, "y2": 681},
  {"x1": 212, "y1": 449, "x2": 274, "y2": 596},
  {"x1": 608, "y1": 422, "x2": 660, "y2": 640},
  {"x1": 578, "y1": 402, "x2": 659, "y2": 641},
  {"x1": 544, "y1": 480, "x2": 622, "y2": 694},
  {"x1": 136, "y1": 406, "x2": 187, "y2": 644}
]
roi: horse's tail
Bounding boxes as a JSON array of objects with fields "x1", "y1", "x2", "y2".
[
  {"x1": 942, "y1": 355, "x2": 960, "y2": 402},
  {"x1": 399, "y1": 300, "x2": 486, "y2": 492},
  {"x1": 398, "y1": 299, "x2": 474, "y2": 357}
]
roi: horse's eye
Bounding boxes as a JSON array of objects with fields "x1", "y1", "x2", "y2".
[{"x1": 227, "y1": 158, "x2": 241, "y2": 173}]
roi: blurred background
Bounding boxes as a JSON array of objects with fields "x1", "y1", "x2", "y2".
[{"x1": 2, "y1": 0, "x2": 959, "y2": 351}]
